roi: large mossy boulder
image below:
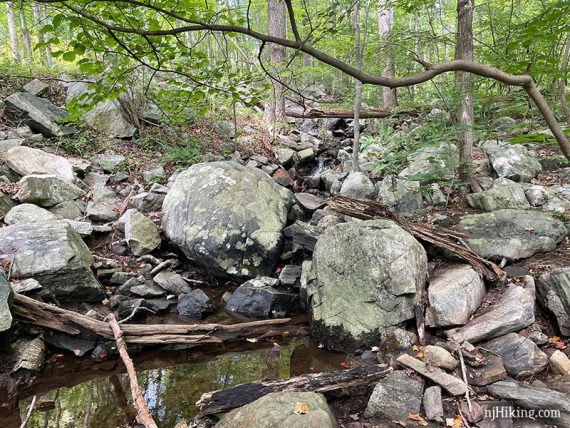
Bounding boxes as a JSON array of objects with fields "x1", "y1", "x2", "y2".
[
  {"x1": 457, "y1": 209, "x2": 567, "y2": 261},
  {"x1": 309, "y1": 220, "x2": 428, "y2": 351},
  {"x1": 162, "y1": 162, "x2": 294, "y2": 279},
  {"x1": 0, "y1": 221, "x2": 104, "y2": 302},
  {"x1": 216, "y1": 392, "x2": 337, "y2": 428}
]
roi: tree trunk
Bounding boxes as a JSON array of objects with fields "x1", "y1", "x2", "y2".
[
  {"x1": 263, "y1": 0, "x2": 287, "y2": 129},
  {"x1": 352, "y1": 0, "x2": 363, "y2": 172},
  {"x1": 19, "y1": 6, "x2": 32, "y2": 60},
  {"x1": 6, "y1": 2, "x2": 20, "y2": 62},
  {"x1": 454, "y1": 0, "x2": 481, "y2": 191},
  {"x1": 560, "y1": 33, "x2": 570, "y2": 125},
  {"x1": 377, "y1": 0, "x2": 397, "y2": 107}
]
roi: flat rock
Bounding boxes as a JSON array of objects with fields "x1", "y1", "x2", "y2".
[
  {"x1": 3, "y1": 92, "x2": 77, "y2": 137},
  {"x1": 16, "y1": 174, "x2": 85, "y2": 207},
  {"x1": 487, "y1": 381, "x2": 570, "y2": 413},
  {"x1": 0, "y1": 221, "x2": 104, "y2": 302},
  {"x1": 162, "y1": 162, "x2": 294, "y2": 279},
  {"x1": 457, "y1": 209, "x2": 567, "y2": 261},
  {"x1": 283, "y1": 221, "x2": 320, "y2": 251},
  {"x1": 364, "y1": 370, "x2": 424, "y2": 421},
  {"x1": 482, "y1": 333, "x2": 548, "y2": 378},
  {"x1": 5, "y1": 146, "x2": 75, "y2": 181},
  {"x1": 486, "y1": 142, "x2": 542, "y2": 182},
  {"x1": 467, "y1": 354, "x2": 507, "y2": 386},
  {"x1": 5, "y1": 204, "x2": 58, "y2": 225},
  {"x1": 295, "y1": 193, "x2": 326, "y2": 211},
  {"x1": 426, "y1": 264, "x2": 485, "y2": 327},
  {"x1": 131, "y1": 192, "x2": 165, "y2": 212},
  {"x1": 446, "y1": 282, "x2": 535, "y2": 344},
  {"x1": 153, "y1": 270, "x2": 192, "y2": 295},
  {"x1": 216, "y1": 392, "x2": 337, "y2": 428},
  {"x1": 423, "y1": 386, "x2": 444, "y2": 422},
  {"x1": 0, "y1": 192, "x2": 14, "y2": 218},
  {"x1": 536, "y1": 268, "x2": 570, "y2": 335},
  {"x1": 396, "y1": 354, "x2": 468, "y2": 396},
  {"x1": 23, "y1": 79, "x2": 50, "y2": 96}
]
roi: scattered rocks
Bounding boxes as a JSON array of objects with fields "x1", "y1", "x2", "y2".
[
  {"x1": 536, "y1": 268, "x2": 570, "y2": 335},
  {"x1": 121, "y1": 209, "x2": 161, "y2": 256},
  {"x1": 216, "y1": 392, "x2": 337, "y2": 428},
  {"x1": 0, "y1": 221, "x2": 104, "y2": 302},
  {"x1": 177, "y1": 290, "x2": 215, "y2": 319},
  {"x1": 457, "y1": 209, "x2": 567, "y2": 261},
  {"x1": 310, "y1": 220, "x2": 427, "y2": 351},
  {"x1": 16, "y1": 174, "x2": 85, "y2": 207},
  {"x1": 446, "y1": 282, "x2": 535, "y2": 343},
  {"x1": 5, "y1": 146, "x2": 75, "y2": 181},
  {"x1": 225, "y1": 277, "x2": 299, "y2": 318},
  {"x1": 486, "y1": 142, "x2": 542, "y2": 182},
  {"x1": 162, "y1": 161, "x2": 294, "y2": 279},
  {"x1": 426, "y1": 264, "x2": 485, "y2": 327},
  {"x1": 364, "y1": 370, "x2": 424, "y2": 421},
  {"x1": 482, "y1": 333, "x2": 548, "y2": 377}
]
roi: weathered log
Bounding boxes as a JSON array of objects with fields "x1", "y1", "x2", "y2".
[
  {"x1": 286, "y1": 107, "x2": 401, "y2": 119},
  {"x1": 327, "y1": 196, "x2": 504, "y2": 281},
  {"x1": 197, "y1": 364, "x2": 392, "y2": 415},
  {"x1": 11, "y1": 294, "x2": 309, "y2": 345},
  {"x1": 106, "y1": 313, "x2": 157, "y2": 428}
]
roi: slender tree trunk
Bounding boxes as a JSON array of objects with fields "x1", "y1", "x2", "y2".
[
  {"x1": 19, "y1": 7, "x2": 32, "y2": 60},
  {"x1": 40, "y1": 4, "x2": 53, "y2": 66},
  {"x1": 455, "y1": 0, "x2": 480, "y2": 191},
  {"x1": 352, "y1": 0, "x2": 363, "y2": 172},
  {"x1": 6, "y1": 2, "x2": 20, "y2": 62},
  {"x1": 263, "y1": 0, "x2": 287, "y2": 129},
  {"x1": 560, "y1": 33, "x2": 570, "y2": 125},
  {"x1": 32, "y1": 3, "x2": 46, "y2": 63},
  {"x1": 377, "y1": 0, "x2": 397, "y2": 108}
]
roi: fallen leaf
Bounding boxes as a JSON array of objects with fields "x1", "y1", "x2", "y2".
[
  {"x1": 293, "y1": 402, "x2": 309, "y2": 414},
  {"x1": 340, "y1": 362, "x2": 351, "y2": 369},
  {"x1": 556, "y1": 342, "x2": 567, "y2": 350},
  {"x1": 408, "y1": 412, "x2": 428, "y2": 426},
  {"x1": 245, "y1": 338, "x2": 258, "y2": 343}
]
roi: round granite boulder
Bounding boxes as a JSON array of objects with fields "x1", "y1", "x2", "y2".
[{"x1": 162, "y1": 161, "x2": 294, "y2": 279}]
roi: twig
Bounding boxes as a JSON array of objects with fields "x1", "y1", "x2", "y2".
[
  {"x1": 456, "y1": 343, "x2": 473, "y2": 415},
  {"x1": 19, "y1": 395, "x2": 36, "y2": 428},
  {"x1": 105, "y1": 313, "x2": 158, "y2": 428},
  {"x1": 118, "y1": 306, "x2": 156, "y2": 324}
]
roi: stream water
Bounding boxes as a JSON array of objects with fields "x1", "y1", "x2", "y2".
[{"x1": 14, "y1": 338, "x2": 346, "y2": 428}]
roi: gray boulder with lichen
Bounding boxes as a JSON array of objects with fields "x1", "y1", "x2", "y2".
[{"x1": 162, "y1": 161, "x2": 294, "y2": 280}]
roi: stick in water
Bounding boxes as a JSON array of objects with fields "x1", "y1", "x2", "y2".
[{"x1": 105, "y1": 313, "x2": 158, "y2": 428}]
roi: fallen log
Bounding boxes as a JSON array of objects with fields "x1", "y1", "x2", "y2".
[
  {"x1": 11, "y1": 294, "x2": 309, "y2": 345},
  {"x1": 197, "y1": 364, "x2": 392, "y2": 415},
  {"x1": 327, "y1": 196, "x2": 504, "y2": 281},
  {"x1": 106, "y1": 313, "x2": 157, "y2": 428},
  {"x1": 285, "y1": 107, "x2": 410, "y2": 119}
]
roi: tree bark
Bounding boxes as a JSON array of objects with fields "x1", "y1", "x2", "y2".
[
  {"x1": 455, "y1": 0, "x2": 481, "y2": 191},
  {"x1": 197, "y1": 364, "x2": 392, "y2": 415},
  {"x1": 377, "y1": 0, "x2": 397, "y2": 107},
  {"x1": 560, "y1": 33, "x2": 570, "y2": 125},
  {"x1": 263, "y1": 0, "x2": 287, "y2": 129},
  {"x1": 19, "y1": 6, "x2": 32, "y2": 60},
  {"x1": 6, "y1": 2, "x2": 20, "y2": 62},
  {"x1": 352, "y1": 0, "x2": 363, "y2": 172}
]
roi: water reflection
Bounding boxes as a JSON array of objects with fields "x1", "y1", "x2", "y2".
[{"x1": 19, "y1": 338, "x2": 344, "y2": 428}]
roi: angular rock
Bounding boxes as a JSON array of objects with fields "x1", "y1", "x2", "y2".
[
  {"x1": 310, "y1": 220, "x2": 427, "y2": 351},
  {"x1": 120, "y1": 209, "x2": 161, "y2": 256},
  {"x1": 4, "y1": 203, "x2": 57, "y2": 225},
  {"x1": 0, "y1": 221, "x2": 104, "y2": 302},
  {"x1": 118, "y1": 298, "x2": 146, "y2": 320},
  {"x1": 339, "y1": 171, "x2": 375, "y2": 200},
  {"x1": 216, "y1": 392, "x2": 337, "y2": 428},
  {"x1": 537, "y1": 268, "x2": 570, "y2": 335},
  {"x1": 283, "y1": 221, "x2": 320, "y2": 251},
  {"x1": 396, "y1": 354, "x2": 468, "y2": 396},
  {"x1": 91, "y1": 154, "x2": 126, "y2": 172},
  {"x1": 162, "y1": 162, "x2": 294, "y2": 279},
  {"x1": 524, "y1": 185, "x2": 550, "y2": 207},
  {"x1": 83, "y1": 100, "x2": 136, "y2": 139},
  {"x1": 225, "y1": 277, "x2": 299, "y2": 318},
  {"x1": 279, "y1": 265, "x2": 302, "y2": 287},
  {"x1": 295, "y1": 193, "x2": 326, "y2": 211},
  {"x1": 142, "y1": 165, "x2": 165, "y2": 183},
  {"x1": 483, "y1": 333, "x2": 548, "y2": 378},
  {"x1": 364, "y1": 370, "x2": 424, "y2": 421},
  {"x1": 486, "y1": 142, "x2": 542, "y2": 182},
  {"x1": 446, "y1": 283, "x2": 535, "y2": 343},
  {"x1": 131, "y1": 192, "x2": 165, "y2": 212},
  {"x1": 487, "y1": 381, "x2": 570, "y2": 413},
  {"x1": 11, "y1": 278, "x2": 42, "y2": 294},
  {"x1": 49, "y1": 199, "x2": 86, "y2": 220},
  {"x1": 426, "y1": 264, "x2": 485, "y2": 327},
  {"x1": 0, "y1": 192, "x2": 14, "y2": 218},
  {"x1": 153, "y1": 270, "x2": 192, "y2": 296},
  {"x1": 130, "y1": 283, "x2": 166, "y2": 298},
  {"x1": 399, "y1": 143, "x2": 459, "y2": 183},
  {"x1": 87, "y1": 187, "x2": 120, "y2": 222},
  {"x1": 16, "y1": 174, "x2": 85, "y2": 207},
  {"x1": 23, "y1": 79, "x2": 50, "y2": 96},
  {"x1": 3, "y1": 92, "x2": 77, "y2": 137},
  {"x1": 457, "y1": 210, "x2": 567, "y2": 261},
  {"x1": 5, "y1": 146, "x2": 75, "y2": 182},
  {"x1": 467, "y1": 354, "x2": 507, "y2": 386},
  {"x1": 0, "y1": 138, "x2": 24, "y2": 151},
  {"x1": 376, "y1": 175, "x2": 422, "y2": 214},
  {"x1": 44, "y1": 330, "x2": 96, "y2": 357},
  {"x1": 467, "y1": 178, "x2": 530, "y2": 211},
  {"x1": 423, "y1": 386, "x2": 444, "y2": 422},
  {"x1": 276, "y1": 148, "x2": 298, "y2": 167},
  {"x1": 0, "y1": 271, "x2": 13, "y2": 332},
  {"x1": 177, "y1": 290, "x2": 215, "y2": 319}
]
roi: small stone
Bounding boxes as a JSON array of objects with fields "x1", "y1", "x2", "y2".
[
  {"x1": 153, "y1": 270, "x2": 192, "y2": 296},
  {"x1": 131, "y1": 192, "x2": 165, "y2": 212},
  {"x1": 117, "y1": 298, "x2": 146, "y2": 320},
  {"x1": 87, "y1": 187, "x2": 120, "y2": 222},
  {"x1": 482, "y1": 333, "x2": 548, "y2": 378},
  {"x1": 283, "y1": 221, "x2": 320, "y2": 251},
  {"x1": 279, "y1": 265, "x2": 302, "y2": 287},
  {"x1": 423, "y1": 345, "x2": 458, "y2": 370},
  {"x1": 276, "y1": 148, "x2": 298, "y2": 167},
  {"x1": 10, "y1": 278, "x2": 42, "y2": 294},
  {"x1": 5, "y1": 146, "x2": 75, "y2": 181},
  {"x1": 120, "y1": 209, "x2": 161, "y2": 256},
  {"x1": 146, "y1": 298, "x2": 172, "y2": 313},
  {"x1": 177, "y1": 290, "x2": 215, "y2": 319},
  {"x1": 550, "y1": 350, "x2": 570, "y2": 375},
  {"x1": 376, "y1": 175, "x2": 422, "y2": 214},
  {"x1": 91, "y1": 154, "x2": 126, "y2": 172},
  {"x1": 142, "y1": 165, "x2": 166, "y2": 183},
  {"x1": 111, "y1": 244, "x2": 128, "y2": 256},
  {"x1": 297, "y1": 147, "x2": 315, "y2": 163},
  {"x1": 130, "y1": 283, "x2": 166, "y2": 298},
  {"x1": 423, "y1": 386, "x2": 444, "y2": 422},
  {"x1": 339, "y1": 171, "x2": 375, "y2": 200},
  {"x1": 467, "y1": 354, "x2": 507, "y2": 386},
  {"x1": 23, "y1": 79, "x2": 50, "y2": 96},
  {"x1": 537, "y1": 268, "x2": 570, "y2": 336},
  {"x1": 272, "y1": 168, "x2": 294, "y2": 188},
  {"x1": 109, "y1": 272, "x2": 142, "y2": 285},
  {"x1": 295, "y1": 193, "x2": 326, "y2": 211}
]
